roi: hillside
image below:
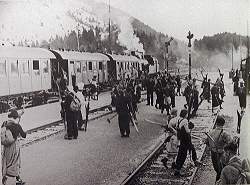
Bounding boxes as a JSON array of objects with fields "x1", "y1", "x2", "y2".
[
  {"x1": 0, "y1": 0, "x2": 247, "y2": 71},
  {"x1": 193, "y1": 32, "x2": 249, "y2": 71}
]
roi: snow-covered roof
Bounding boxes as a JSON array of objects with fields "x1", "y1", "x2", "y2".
[
  {"x1": 107, "y1": 54, "x2": 139, "y2": 62},
  {"x1": 0, "y1": 46, "x2": 56, "y2": 59},
  {"x1": 55, "y1": 50, "x2": 109, "y2": 61}
]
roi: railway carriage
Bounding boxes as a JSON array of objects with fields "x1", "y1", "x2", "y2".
[
  {"x1": 0, "y1": 46, "x2": 160, "y2": 113},
  {"x1": 0, "y1": 46, "x2": 55, "y2": 98},
  {"x1": 51, "y1": 50, "x2": 109, "y2": 90},
  {"x1": 105, "y1": 54, "x2": 140, "y2": 81}
]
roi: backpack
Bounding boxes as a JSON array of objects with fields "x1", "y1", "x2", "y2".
[
  {"x1": 176, "y1": 118, "x2": 184, "y2": 140},
  {"x1": 1, "y1": 121, "x2": 15, "y2": 146},
  {"x1": 69, "y1": 94, "x2": 81, "y2": 112},
  {"x1": 236, "y1": 158, "x2": 250, "y2": 185}
]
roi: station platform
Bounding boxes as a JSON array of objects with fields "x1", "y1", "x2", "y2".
[{"x1": 0, "y1": 91, "x2": 111, "y2": 131}]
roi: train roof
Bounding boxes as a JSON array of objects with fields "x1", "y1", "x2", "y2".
[
  {"x1": 0, "y1": 46, "x2": 56, "y2": 59},
  {"x1": 54, "y1": 50, "x2": 109, "y2": 61},
  {"x1": 106, "y1": 54, "x2": 139, "y2": 62}
]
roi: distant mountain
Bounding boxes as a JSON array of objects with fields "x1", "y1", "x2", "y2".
[{"x1": 2, "y1": 0, "x2": 243, "y2": 71}]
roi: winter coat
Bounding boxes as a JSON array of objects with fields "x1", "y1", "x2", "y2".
[{"x1": 219, "y1": 156, "x2": 242, "y2": 185}]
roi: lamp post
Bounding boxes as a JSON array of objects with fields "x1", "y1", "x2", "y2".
[
  {"x1": 187, "y1": 31, "x2": 193, "y2": 79},
  {"x1": 165, "y1": 37, "x2": 173, "y2": 73}
]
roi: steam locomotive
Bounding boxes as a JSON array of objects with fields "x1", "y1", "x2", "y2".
[{"x1": 0, "y1": 46, "x2": 159, "y2": 112}]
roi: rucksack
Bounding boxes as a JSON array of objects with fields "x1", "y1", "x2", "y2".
[
  {"x1": 1, "y1": 121, "x2": 15, "y2": 146},
  {"x1": 236, "y1": 158, "x2": 250, "y2": 185},
  {"x1": 176, "y1": 118, "x2": 184, "y2": 140},
  {"x1": 69, "y1": 94, "x2": 81, "y2": 112}
]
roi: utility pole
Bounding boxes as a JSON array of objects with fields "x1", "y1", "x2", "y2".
[
  {"x1": 77, "y1": 23, "x2": 80, "y2": 51},
  {"x1": 187, "y1": 31, "x2": 194, "y2": 79},
  {"x1": 247, "y1": 20, "x2": 250, "y2": 94},
  {"x1": 165, "y1": 37, "x2": 173, "y2": 73},
  {"x1": 232, "y1": 45, "x2": 234, "y2": 70},
  {"x1": 108, "y1": 0, "x2": 111, "y2": 53}
]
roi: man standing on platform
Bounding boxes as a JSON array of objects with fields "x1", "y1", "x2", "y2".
[
  {"x1": 73, "y1": 86, "x2": 86, "y2": 131},
  {"x1": 64, "y1": 89, "x2": 79, "y2": 139},
  {"x1": 146, "y1": 76, "x2": 154, "y2": 106},
  {"x1": 115, "y1": 89, "x2": 132, "y2": 137},
  {"x1": 237, "y1": 81, "x2": 246, "y2": 113}
]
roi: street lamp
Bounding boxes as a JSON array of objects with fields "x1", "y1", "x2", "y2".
[
  {"x1": 187, "y1": 31, "x2": 194, "y2": 79},
  {"x1": 165, "y1": 37, "x2": 173, "y2": 73}
]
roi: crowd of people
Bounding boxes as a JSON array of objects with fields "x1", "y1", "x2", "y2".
[
  {"x1": 109, "y1": 70, "x2": 249, "y2": 183},
  {"x1": 1, "y1": 69, "x2": 248, "y2": 185}
]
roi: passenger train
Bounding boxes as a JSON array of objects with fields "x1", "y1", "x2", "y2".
[{"x1": 0, "y1": 46, "x2": 159, "y2": 112}]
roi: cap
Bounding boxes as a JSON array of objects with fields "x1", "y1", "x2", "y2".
[
  {"x1": 180, "y1": 109, "x2": 188, "y2": 118},
  {"x1": 8, "y1": 110, "x2": 19, "y2": 119},
  {"x1": 170, "y1": 109, "x2": 177, "y2": 116},
  {"x1": 188, "y1": 121, "x2": 194, "y2": 129},
  {"x1": 224, "y1": 141, "x2": 238, "y2": 153},
  {"x1": 216, "y1": 115, "x2": 225, "y2": 126}
]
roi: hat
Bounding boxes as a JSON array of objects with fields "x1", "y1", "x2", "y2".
[
  {"x1": 239, "y1": 80, "x2": 244, "y2": 84},
  {"x1": 8, "y1": 110, "x2": 19, "y2": 119},
  {"x1": 170, "y1": 109, "x2": 177, "y2": 116},
  {"x1": 224, "y1": 141, "x2": 238, "y2": 153},
  {"x1": 188, "y1": 121, "x2": 194, "y2": 129},
  {"x1": 216, "y1": 115, "x2": 225, "y2": 126},
  {"x1": 180, "y1": 109, "x2": 188, "y2": 118}
]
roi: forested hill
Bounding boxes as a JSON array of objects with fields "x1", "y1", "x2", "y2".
[
  {"x1": 191, "y1": 32, "x2": 249, "y2": 71},
  {"x1": 194, "y1": 32, "x2": 249, "y2": 54}
]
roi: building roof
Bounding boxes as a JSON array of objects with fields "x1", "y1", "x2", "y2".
[
  {"x1": 0, "y1": 46, "x2": 56, "y2": 59},
  {"x1": 54, "y1": 50, "x2": 109, "y2": 61}
]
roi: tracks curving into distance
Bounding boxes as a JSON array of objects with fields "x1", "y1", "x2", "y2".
[{"x1": 120, "y1": 109, "x2": 220, "y2": 185}]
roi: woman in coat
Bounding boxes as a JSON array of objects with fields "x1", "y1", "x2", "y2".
[{"x1": 2, "y1": 110, "x2": 26, "y2": 185}]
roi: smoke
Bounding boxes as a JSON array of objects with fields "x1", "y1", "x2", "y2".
[
  {"x1": 117, "y1": 16, "x2": 144, "y2": 52},
  {"x1": 90, "y1": 1, "x2": 145, "y2": 53},
  {"x1": 192, "y1": 45, "x2": 248, "y2": 72}
]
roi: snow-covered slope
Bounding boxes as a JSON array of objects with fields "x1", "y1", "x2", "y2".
[{"x1": 0, "y1": 0, "x2": 143, "y2": 51}]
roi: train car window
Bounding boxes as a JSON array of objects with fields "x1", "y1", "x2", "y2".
[
  {"x1": 11, "y1": 60, "x2": 18, "y2": 75},
  {"x1": 33, "y1": 60, "x2": 39, "y2": 70},
  {"x1": 99, "y1": 62, "x2": 103, "y2": 70},
  {"x1": 43, "y1": 60, "x2": 49, "y2": 73},
  {"x1": 88, "y1": 61, "x2": 92, "y2": 70},
  {"x1": 20, "y1": 60, "x2": 29, "y2": 74},
  {"x1": 0, "y1": 60, "x2": 6, "y2": 75},
  {"x1": 82, "y1": 62, "x2": 86, "y2": 71},
  {"x1": 75, "y1": 61, "x2": 81, "y2": 73}
]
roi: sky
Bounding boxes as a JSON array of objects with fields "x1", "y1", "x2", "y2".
[{"x1": 97, "y1": 0, "x2": 250, "y2": 41}]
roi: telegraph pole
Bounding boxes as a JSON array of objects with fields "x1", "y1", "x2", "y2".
[
  {"x1": 247, "y1": 21, "x2": 250, "y2": 94},
  {"x1": 108, "y1": 0, "x2": 111, "y2": 53},
  {"x1": 77, "y1": 23, "x2": 80, "y2": 51},
  {"x1": 187, "y1": 31, "x2": 194, "y2": 79},
  {"x1": 165, "y1": 37, "x2": 173, "y2": 73}
]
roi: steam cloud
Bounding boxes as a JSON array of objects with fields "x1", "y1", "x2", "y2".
[{"x1": 117, "y1": 16, "x2": 144, "y2": 53}]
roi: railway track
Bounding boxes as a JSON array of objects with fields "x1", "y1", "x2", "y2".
[{"x1": 120, "y1": 108, "x2": 220, "y2": 185}]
